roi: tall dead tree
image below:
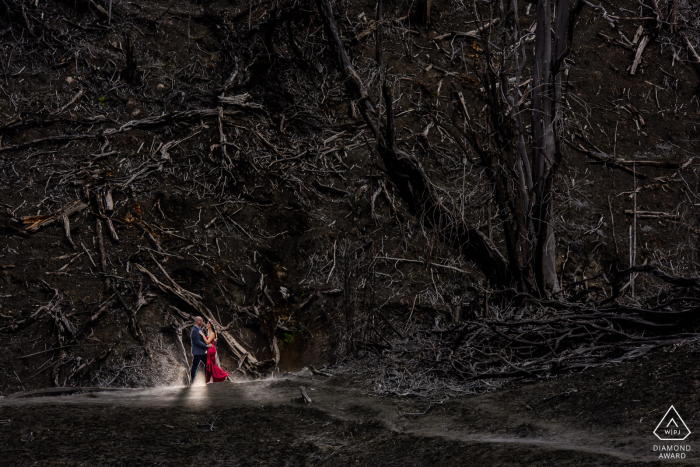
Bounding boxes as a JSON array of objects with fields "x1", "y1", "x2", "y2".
[
  {"x1": 445, "y1": 0, "x2": 578, "y2": 294},
  {"x1": 123, "y1": 35, "x2": 137, "y2": 84},
  {"x1": 418, "y1": 0, "x2": 431, "y2": 25},
  {"x1": 317, "y1": 0, "x2": 581, "y2": 295},
  {"x1": 316, "y1": 0, "x2": 511, "y2": 289},
  {"x1": 531, "y1": 0, "x2": 570, "y2": 293}
]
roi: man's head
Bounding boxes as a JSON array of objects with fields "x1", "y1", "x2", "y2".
[{"x1": 194, "y1": 316, "x2": 203, "y2": 327}]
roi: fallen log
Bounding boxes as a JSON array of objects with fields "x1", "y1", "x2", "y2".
[
  {"x1": 20, "y1": 200, "x2": 88, "y2": 233},
  {"x1": 291, "y1": 386, "x2": 312, "y2": 404},
  {"x1": 218, "y1": 93, "x2": 263, "y2": 109},
  {"x1": 630, "y1": 35, "x2": 650, "y2": 76},
  {"x1": 62, "y1": 215, "x2": 77, "y2": 250},
  {"x1": 309, "y1": 365, "x2": 333, "y2": 377},
  {"x1": 137, "y1": 222, "x2": 163, "y2": 252}
]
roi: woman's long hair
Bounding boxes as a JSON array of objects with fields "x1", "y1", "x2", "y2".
[{"x1": 209, "y1": 321, "x2": 217, "y2": 341}]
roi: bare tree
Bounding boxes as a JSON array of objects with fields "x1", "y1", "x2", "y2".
[
  {"x1": 434, "y1": 0, "x2": 586, "y2": 294},
  {"x1": 317, "y1": 0, "x2": 513, "y2": 288},
  {"x1": 449, "y1": 0, "x2": 578, "y2": 294},
  {"x1": 318, "y1": 0, "x2": 584, "y2": 295}
]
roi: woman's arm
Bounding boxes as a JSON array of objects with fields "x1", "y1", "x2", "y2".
[{"x1": 199, "y1": 331, "x2": 215, "y2": 344}]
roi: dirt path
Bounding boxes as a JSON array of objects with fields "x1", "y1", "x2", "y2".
[{"x1": 1, "y1": 370, "x2": 694, "y2": 466}]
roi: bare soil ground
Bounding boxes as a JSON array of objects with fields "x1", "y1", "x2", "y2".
[{"x1": 2, "y1": 346, "x2": 700, "y2": 466}]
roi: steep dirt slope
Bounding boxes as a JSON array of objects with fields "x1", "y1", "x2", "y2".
[{"x1": 0, "y1": 0, "x2": 699, "y2": 396}]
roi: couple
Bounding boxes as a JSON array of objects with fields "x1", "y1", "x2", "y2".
[{"x1": 190, "y1": 316, "x2": 229, "y2": 384}]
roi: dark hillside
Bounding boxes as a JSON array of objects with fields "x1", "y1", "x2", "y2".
[{"x1": 0, "y1": 0, "x2": 700, "y2": 400}]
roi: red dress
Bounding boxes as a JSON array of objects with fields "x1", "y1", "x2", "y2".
[{"x1": 205, "y1": 342, "x2": 229, "y2": 383}]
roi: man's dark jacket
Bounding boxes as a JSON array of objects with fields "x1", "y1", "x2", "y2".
[{"x1": 191, "y1": 325, "x2": 208, "y2": 356}]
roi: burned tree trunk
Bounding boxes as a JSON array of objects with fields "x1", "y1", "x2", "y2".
[
  {"x1": 123, "y1": 35, "x2": 136, "y2": 84},
  {"x1": 530, "y1": 0, "x2": 569, "y2": 294},
  {"x1": 317, "y1": 0, "x2": 582, "y2": 295},
  {"x1": 417, "y1": 0, "x2": 431, "y2": 26},
  {"x1": 441, "y1": 0, "x2": 579, "y2": 295},
  {"x1": 316, "y1": 0, "x2": 511, "y2": 289}
]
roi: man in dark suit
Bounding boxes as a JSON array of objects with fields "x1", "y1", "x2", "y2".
[{"x1": 190, "y1": 316, "x2": 209, "y2": 384}]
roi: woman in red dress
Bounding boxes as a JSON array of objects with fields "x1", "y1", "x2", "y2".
[{"x1": 199, "y1": 321, "x2": 229, "y2": 383}]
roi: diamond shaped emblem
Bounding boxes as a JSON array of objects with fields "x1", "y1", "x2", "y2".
[{"x1": 654, "y1": 406, "x2": 691, "y2": 441}]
